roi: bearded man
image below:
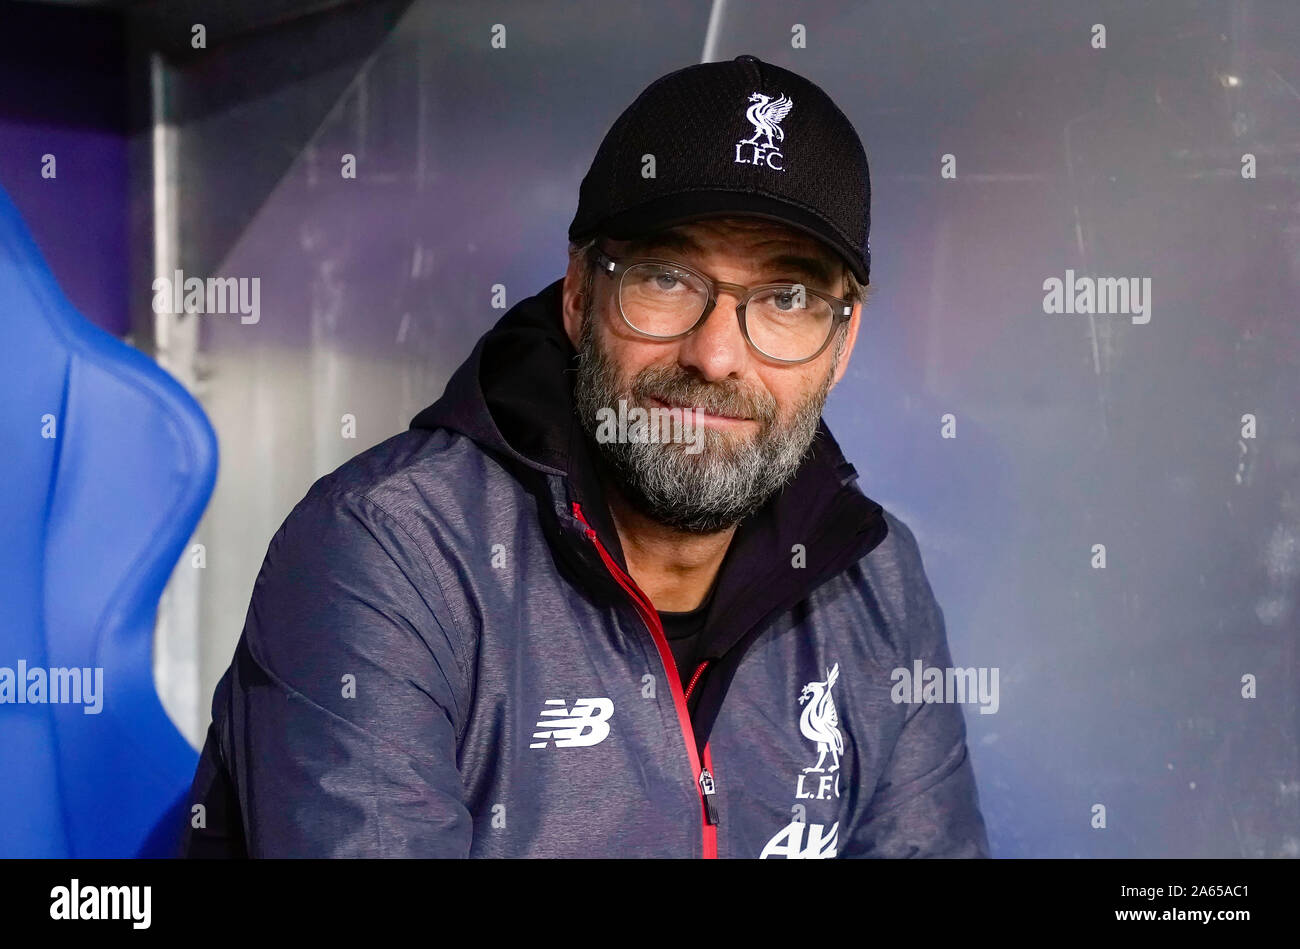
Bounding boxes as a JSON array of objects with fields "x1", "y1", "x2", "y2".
[{"x1": 182, "y1": 54, "x2": 990, "y2": 859}]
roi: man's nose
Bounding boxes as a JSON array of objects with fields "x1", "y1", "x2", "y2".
[{"x1": 676, "y1": 290, "x2": 750, "y2": 382}]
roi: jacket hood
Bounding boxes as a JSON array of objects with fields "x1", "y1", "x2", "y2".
[{"x1": 410, "y1": 277, "x2": 889, "y2": 702}]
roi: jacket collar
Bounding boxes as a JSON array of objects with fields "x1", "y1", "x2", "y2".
[{"x1": 410, "y1": 277, "x2": 889, "y2": 662}]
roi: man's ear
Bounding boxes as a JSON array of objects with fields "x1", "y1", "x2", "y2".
[
  {"x1": 561, "y1": 253, "x2": 590, "y2": 351},
  {"x1": 831, "y1": 296, "x2": 863, "y2": 388}
]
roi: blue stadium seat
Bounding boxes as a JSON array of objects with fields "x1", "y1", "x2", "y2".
[{"x1": 0, "y1": 182, "x2": 217, "y2": 857}]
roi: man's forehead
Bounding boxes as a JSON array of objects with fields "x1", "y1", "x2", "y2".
[{"x1": 609, "y1": 221, "x2": 843, "y2": 285}]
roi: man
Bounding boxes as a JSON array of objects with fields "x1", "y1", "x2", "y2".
[{"x1": 181, "y1": 54, "x2": 990, "y2": 858}]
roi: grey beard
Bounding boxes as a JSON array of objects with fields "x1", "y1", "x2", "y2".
[{"x1": 572, "y1": 303, "x2": 836, "y2": 534}]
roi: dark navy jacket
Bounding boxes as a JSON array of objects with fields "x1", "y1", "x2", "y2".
[{"x1": 180, "y1": 278, "x2": 991, "y2": 858}]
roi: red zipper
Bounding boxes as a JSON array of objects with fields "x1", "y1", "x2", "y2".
[
  {"x1": 683, "y1": 660, "x2": 709, "y2": 702},
  {"x1": 572, "y1": 501, "x2": 719, "y2": 858}
]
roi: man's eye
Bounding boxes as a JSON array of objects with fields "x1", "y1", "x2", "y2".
[
  {"x1": 774, "y1": 289, "x2": 800, "y2": 310},
  {"x1": 646, "y1": 269, "x2": 688, "y2": 292}
]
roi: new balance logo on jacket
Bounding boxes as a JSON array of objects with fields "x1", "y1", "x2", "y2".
[
  {"x1": 530, "y1": 698, "x2": 614, "y2": 749},
  {"x1": 179, "y1": 279, "x2": 991, "y2": 859}
]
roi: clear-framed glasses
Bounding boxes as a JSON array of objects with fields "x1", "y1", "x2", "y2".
[{"x1": 593, "y1": 250, "x2": 854, "y2": 365}]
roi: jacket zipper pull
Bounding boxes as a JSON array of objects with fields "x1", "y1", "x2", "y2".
[{"x1": 698, "y1": 768, "x2": 719, "y2": 825}]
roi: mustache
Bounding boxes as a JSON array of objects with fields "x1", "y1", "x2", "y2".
[{"x1": 630, "y1": 366, "x2": 776, "y2": 424}]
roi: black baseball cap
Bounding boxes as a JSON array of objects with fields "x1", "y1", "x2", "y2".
[{"x1": 568, "y1": 54, "x2": 871, "y2": 284}]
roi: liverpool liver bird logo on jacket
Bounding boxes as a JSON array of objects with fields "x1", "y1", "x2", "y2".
[{"x1": 799, "y1": 663, "x2": 843, "y2": 774}]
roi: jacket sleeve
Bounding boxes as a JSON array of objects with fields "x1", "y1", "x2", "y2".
[
  {"x1": 213, "y1": 487, "x2": 475, "y2": 857},
  {"x1": 850, "y1": 517, "x2": 992, "y2": 858}
]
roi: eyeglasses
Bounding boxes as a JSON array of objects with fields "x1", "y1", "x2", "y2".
[{"x1": 594, "y1": 250, "x2": 855, "y2": 364}]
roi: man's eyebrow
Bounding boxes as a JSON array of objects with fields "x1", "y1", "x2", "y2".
[
  {"x1": 623, "y1": 232, "x2": 703, "y2": 257},
  {"x1": 623, "y1": 234, "x2": 839, "y2": 287},
  {"x1": 755, "y1": 253, "x2": 836, "y2": 287}
]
